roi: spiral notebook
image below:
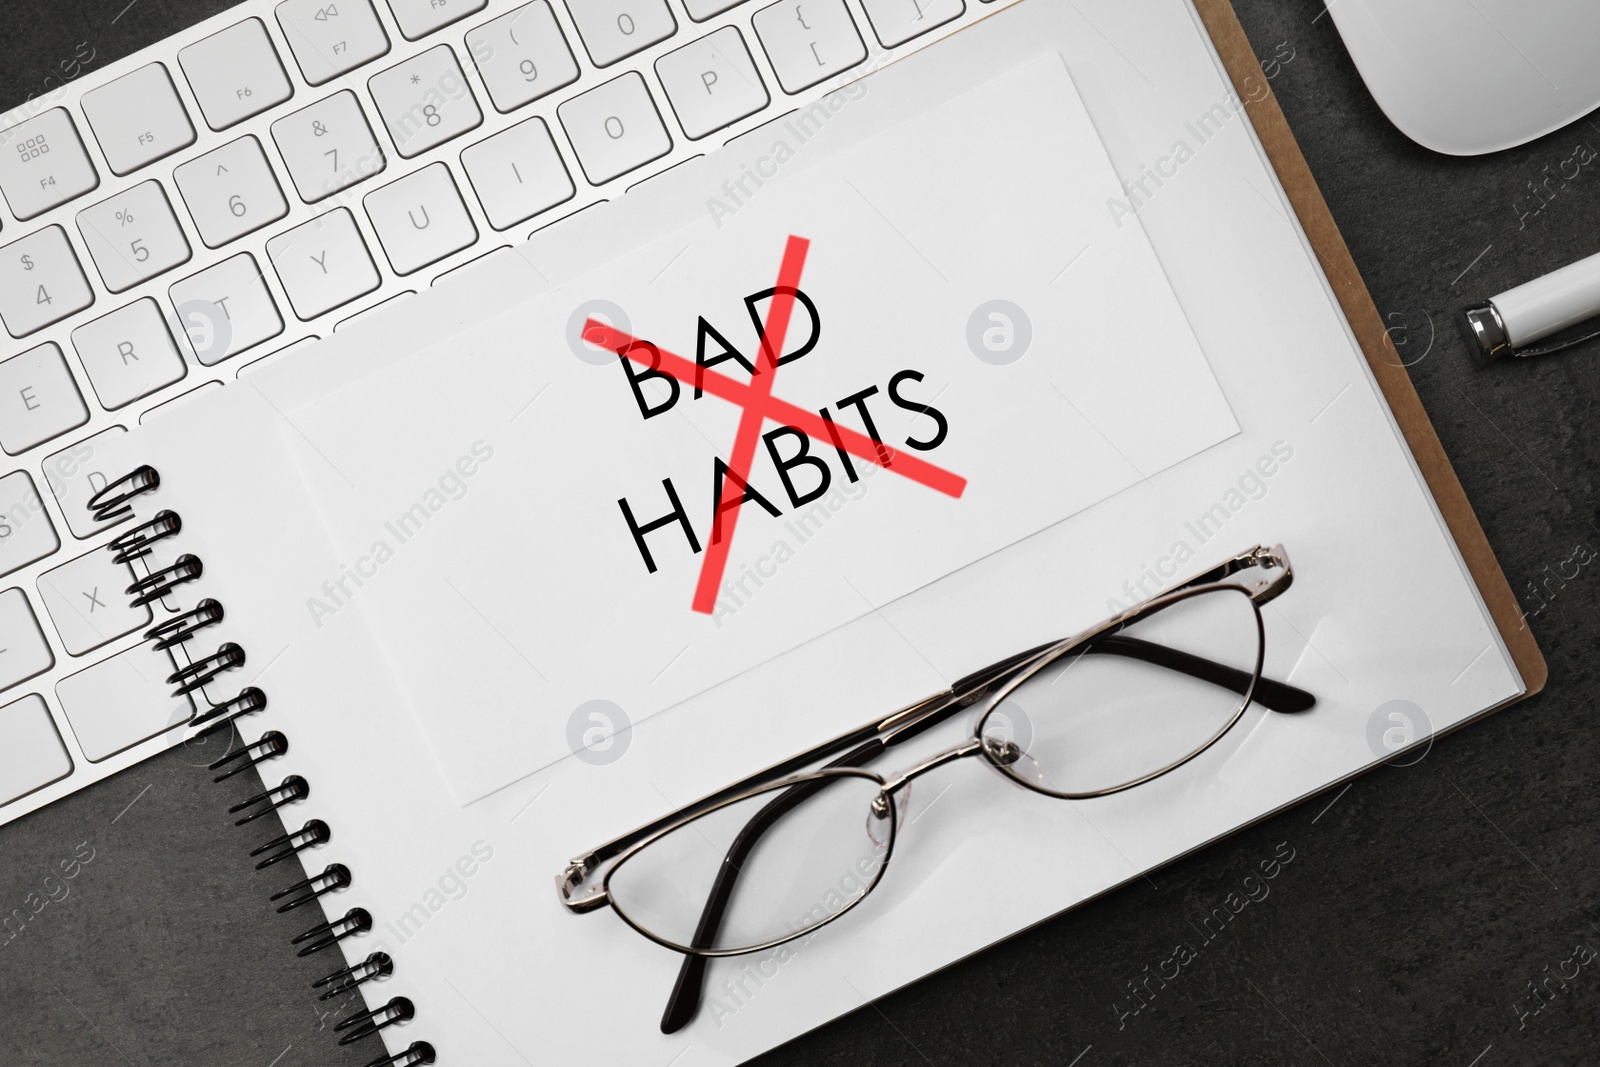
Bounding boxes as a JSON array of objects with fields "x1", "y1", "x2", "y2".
[{"x1": 83, "y1": 1, "x2": 1540, "y2": 1064}]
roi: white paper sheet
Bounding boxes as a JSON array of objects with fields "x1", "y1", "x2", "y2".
[{"x1": 273, "y1": 53, "x2": 1238, "y2": 801}]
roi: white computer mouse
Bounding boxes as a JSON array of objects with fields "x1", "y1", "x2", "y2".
[{"x1": 1328, "y1": 0, "x2": 1600, "y2": 155}]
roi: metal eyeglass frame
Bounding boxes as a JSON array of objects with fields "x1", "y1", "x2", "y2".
[{"x1": 555, "y1": 544, "x2": 1315, "y2": 1033}]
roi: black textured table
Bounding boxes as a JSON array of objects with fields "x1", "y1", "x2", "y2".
[{"x1": 3, "y1": 2, "x2": 1597, "y2": 1064}]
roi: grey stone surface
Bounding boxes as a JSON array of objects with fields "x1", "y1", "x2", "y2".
[{"x1": 2, "y1": 1, "x2": 1598, "y2": 1064}]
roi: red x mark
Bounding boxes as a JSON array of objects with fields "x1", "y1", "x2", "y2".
[{"x1": 586, "y1": 235, "x2": 967, "y2": 614}]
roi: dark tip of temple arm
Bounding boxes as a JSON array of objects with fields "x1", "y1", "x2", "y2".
[
  {"x1": 1249, "y1": 674, "x2": 1316, "y2": 712},
  {"x1": 657, "y1": 770, "x2": 845, "y2": 1032},
  {"x1": 1088, "y1": 635, "x2": 1314, "y2": 713},
  {"x1": 661, "y1": 955, "x2": 707, "y2": 1033}
]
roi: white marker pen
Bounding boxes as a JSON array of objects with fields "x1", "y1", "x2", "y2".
[{"x1": 1463, "y1": 250, "x2": 1600, "y2": 366}]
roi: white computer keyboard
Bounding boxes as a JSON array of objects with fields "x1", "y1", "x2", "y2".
[{"x1": 0, "y1": 0, "x2": 1004, "y2": 824}]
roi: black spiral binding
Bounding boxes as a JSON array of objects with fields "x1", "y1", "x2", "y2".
[{"x1": 91, "y1": 468, "x2": 434, "y2": 1067}]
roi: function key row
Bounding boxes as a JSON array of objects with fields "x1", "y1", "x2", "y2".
[{"x1": 0, "y1": 0, "x2": 438, "y2": 221}]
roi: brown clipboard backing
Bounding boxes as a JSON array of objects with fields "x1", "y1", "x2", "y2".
[{"x1": 1191, "y1": 0, "x2": 1547, "y2": 699}]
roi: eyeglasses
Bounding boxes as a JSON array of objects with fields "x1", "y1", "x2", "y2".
[{"x1": 557, "y1": 544, "x2": 1314, "y2": 1033}]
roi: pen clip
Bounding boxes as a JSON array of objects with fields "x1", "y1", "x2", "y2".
[{"x1": 1462, "y1": 302, "x2": 1600, "y2": 367}]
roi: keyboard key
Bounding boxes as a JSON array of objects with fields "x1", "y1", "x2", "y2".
[
  {"x1": 466, "y1": 2, "x2": 581, "y2": 114},
  {"x1": 170, "y1": 254, "x2": 285, "y2": 364},
  {"x1": 364, "y1": 163, "x2": 477, "y2": 274},
  {"x1": 267, "y1": 208, "x2": 381, "y2": 320},
  {"x1": 276, "y1": 0, "x2": 392, "y2": 86},
  {"x1": 461, "y1": 116, "x2": 574, "y2": 229},
  {"x1": 0, "y1": 110, "x2": 99, "y2": 221},
  {"x1": 0, "y1": 591, "x2": 55, "y2": 695},
  {"x1": 0, "y1": 472, "x2": 60, "y2": 575},
  {"x1": 0, "y1": 588, "x2": 55, "y2": 695},
  {"x1": 271, "y1": 91, "x2": 387, "y2": 203},
  {"x1": 0, "y1": 345, "x2": 89, "y2": 455},
  {"x1": 565, "y1": 0, "x2": 676, "y2": 66},
  {"x1": 752, "y1": 0, "x2": 866, "y2": 94},
  {"x1": 656, "y1": 27, "x2": 769, "y2": 140},
  {"x1": 38, "y1": 547, "x2": 153, "y2": 656},
  {"x1": 558, "y1": 72, "x2": 672, "y2": 185},
  {"x1": 388, "y1": 0, "x2": 487, "y2": 39},
  {"x1": 57, "y1": 643, "x2": 192, "y2": 762},
  {"x1": 0, "y1": 227, "x2": 94, "y2": 338},
  {"x1": 179, "y1": 18, "x2": 295, "y2": 131},
  {"x1": 368, "y1": 45, "x2": 484, "y2": 159},
  {"x1": 858, "y1": 0, "x2": 962, "y2": 47},
  {"x1": 0, "y1": 695, "x2": 71, "y2": 807},
  {"x1": 79, "y1": 63, "x2": 197, "y2": 176},
  {"x1": 683, "y1": 0, "x2": 744, "y2": 19},
  {"x1": 77, "y1": 181, "x2": 193, "y2": 293},
  {"x1": 44, "y1": 428, "x2": 126, "y2": 539},
  {"x1": 70, "y1": 299, "x2": 188, "y2": 410},
  {"x1": 0, "y1": 592, "x2": 55, "y2": 694},
  {"x1": 174, "y1": 136, "x2": 289, "y2": 249}
]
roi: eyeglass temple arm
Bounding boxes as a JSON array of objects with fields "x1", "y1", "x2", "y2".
[
  {"x1": 1179, "y1": 543, "x2": 1294, "y2": 605},
  {"x1": 1088, "y1": 635, "x2": 1315, "y2": 713},
  {"x1": 659, "y1": 743, "x2": 883, "y2": 1033}
]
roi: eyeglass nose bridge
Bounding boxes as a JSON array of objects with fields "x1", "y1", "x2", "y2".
[{"x1": 878, "y1": 737, "x2": 986, "y2": 796}]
